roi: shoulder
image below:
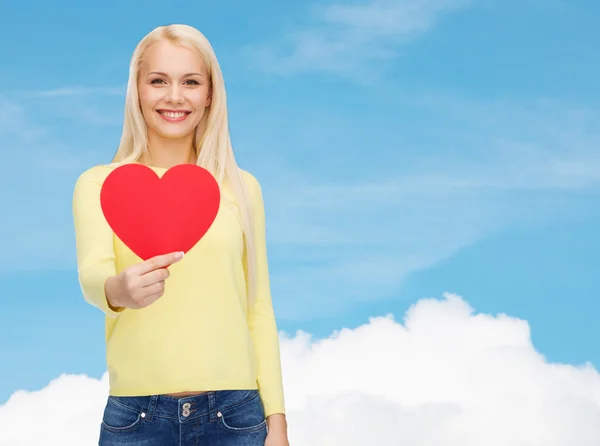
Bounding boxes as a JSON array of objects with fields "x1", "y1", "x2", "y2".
[
  {"x1": 238, "y1": 167, "x2": 263, "y2": 196},
  {"x1": 238, "y1": 167, "x2": 260, "y2": 188},
  {"x1": 76, "y1": 163, "x2": 118, "y2": 182},
  {"x1": 73, "y1": 163, "x2": 119, "y2": 192},
  {"x1": 236, "y1": 168, "x2": 267, "y2": 213}
]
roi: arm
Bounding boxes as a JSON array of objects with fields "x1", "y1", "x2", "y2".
[
  {"x1": 72, "y1": 166, "x2": 123, "y2": 317},
  {"x1": 244, "y1": 174, "x2": 287, "y2": 427}
]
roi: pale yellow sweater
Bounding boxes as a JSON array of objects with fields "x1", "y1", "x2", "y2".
[{"x1": 72, "y1": 163, "x2": 285, "y2": 417}]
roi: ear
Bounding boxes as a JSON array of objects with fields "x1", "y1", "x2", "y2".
[{"x1": 206, "y1": 86, "x2": 212, "y2": 107}]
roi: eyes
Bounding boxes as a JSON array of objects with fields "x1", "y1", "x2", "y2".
[{"x1": 150, "y1": 78, "x2": 201, "y2": 86}]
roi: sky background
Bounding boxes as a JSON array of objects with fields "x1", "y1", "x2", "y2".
[{"x1": 1, "y1": 0, "x2": 600, "y2": 444}]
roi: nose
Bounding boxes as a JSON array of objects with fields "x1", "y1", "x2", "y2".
[{"x1": 165, "y1": 85, "x2": 184, "y2": 104}]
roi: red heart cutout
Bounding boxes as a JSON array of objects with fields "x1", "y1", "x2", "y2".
[{"x1": 100, "y1": 163, "x2": 220, "y2": 260}]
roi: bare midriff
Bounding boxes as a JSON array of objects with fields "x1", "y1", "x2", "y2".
[{"x1": 165, "y1": 390, "x2": 208, "y2": 397}]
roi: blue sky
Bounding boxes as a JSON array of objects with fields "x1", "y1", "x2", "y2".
[{"x1": 1, "y1": 0, "x2": 599, "y2": 405}]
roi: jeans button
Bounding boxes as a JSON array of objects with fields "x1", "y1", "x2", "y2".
[
  {"x1": 182, "y1": 402, "x2": 191, "y2": 410},
  {"x1": 182, "y1": 409, "x2": 190, "y2": 417}
]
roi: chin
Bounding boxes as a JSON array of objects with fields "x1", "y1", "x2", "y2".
[
  {"x1": 153, "y1": 122, "x2": 197, "y2": 140},
  {"x1": 159, "y1": 131, "x2": 195, "y2": 140}
]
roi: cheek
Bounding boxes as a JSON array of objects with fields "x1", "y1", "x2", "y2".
[
  {"x1": 189, "y1": 88, "x2": 210, "y2": 109},
  {"x1": 138, "y1": 87, "x2": 158, "y2": 113}
]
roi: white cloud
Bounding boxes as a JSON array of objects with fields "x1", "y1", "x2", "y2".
[
  {"x1": 2, "y1": 293, "x2": 600, "y2": 445},
  {"x1": 242, "y1": 0, "x2": 472, "y2": 77}
]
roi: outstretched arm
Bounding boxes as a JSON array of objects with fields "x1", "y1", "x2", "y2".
[{"x1": 72, "y1": 167, "x2": 123, "y2": 317}]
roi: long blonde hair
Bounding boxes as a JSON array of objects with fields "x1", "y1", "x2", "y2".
[{"x1": 110, "y1": 24, "x2": 257, "y2": 307}]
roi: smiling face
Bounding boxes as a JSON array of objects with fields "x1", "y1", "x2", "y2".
[{"x1": 137, "y1": 40, "x2": 212, "y2": 145}]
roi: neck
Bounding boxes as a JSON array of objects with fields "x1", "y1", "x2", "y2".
[{"x1": 142, "y1": 131, "x2": 197, "y2": 169}]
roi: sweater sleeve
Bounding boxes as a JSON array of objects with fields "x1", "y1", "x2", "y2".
[
  {"x1": 245, "y1": 174, "x2": 286, "y2": 417},
  {"x1": 72, "y1": 166, "x2": 124, "y2": 318}
]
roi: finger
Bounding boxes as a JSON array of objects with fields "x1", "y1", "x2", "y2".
[
  {"x1": 136, "y1": 251, "x2": 184, "y2": 275},
  {"x1": 139, "y1": 268, "x2": 170, "y2": 287},
  {"x1": 139, "y1": 287, "x2": 165, "y2": 307},
  {"x1": 140, "y1": 280, "x2": 165, "y2": 299}
]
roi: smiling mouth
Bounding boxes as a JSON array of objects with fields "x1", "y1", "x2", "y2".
[{"x1": 156, "y1": 110, "x2": 191, "y2": 122}]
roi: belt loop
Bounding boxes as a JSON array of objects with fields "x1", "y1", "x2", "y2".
[
  {"x1": 145, "y1": 395, "x2": 158, "y2": 421},
  {"x1": 208, "y1": 392, "x2": 217, "y2": 422}
]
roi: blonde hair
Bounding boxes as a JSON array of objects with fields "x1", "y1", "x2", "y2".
[{"x1": 110, "y1": 24, "x2": 258, "y2": 307}]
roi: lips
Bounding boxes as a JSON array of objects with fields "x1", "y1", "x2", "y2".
[{"x1": 156, "y1": 109, "x2": 191, "y2": 122}]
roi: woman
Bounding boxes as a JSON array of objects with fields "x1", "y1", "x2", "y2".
[{"x1": 72, "y1": 24, "x2": 289, "y2": 446}]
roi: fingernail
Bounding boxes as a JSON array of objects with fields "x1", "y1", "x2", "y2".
[{"x1": 176, "y1": 251, "x2": 184, "y2": 260}]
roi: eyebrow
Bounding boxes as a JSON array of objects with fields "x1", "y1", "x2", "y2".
[{"x1": 148, "y1": 71, "x2": 204, "y2": 77}]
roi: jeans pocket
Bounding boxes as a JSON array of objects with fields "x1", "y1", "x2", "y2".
[
  {"x1": 218, "y1": 391, "x2": 267, "y2": 433},
  {"x1": 101, "y1": 396, "x2": 144, "y2": 433}
]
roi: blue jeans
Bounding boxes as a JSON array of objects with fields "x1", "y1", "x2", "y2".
[{"x1": 98, "y1": 389, "x2": 268, "y2": 445}]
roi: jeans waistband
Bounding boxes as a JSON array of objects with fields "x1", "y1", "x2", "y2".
[{"x1": 107, "y1": 389, "x2": 260, "y2": 422}]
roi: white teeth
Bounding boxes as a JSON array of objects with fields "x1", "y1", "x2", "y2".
[{"x1": 159, "y1": 111, "x2": 187, "y2": 118}]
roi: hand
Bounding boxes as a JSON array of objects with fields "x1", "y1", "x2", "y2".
[
  {"x1": 265, "y1": 429, "x2": 290, "y2": 446},
  {"x1": 265, "y1": 414, "x2": 290, "y2": 446},
  {"x1": 105, "y1": 251, "x2": 184, "y2": 310}
]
